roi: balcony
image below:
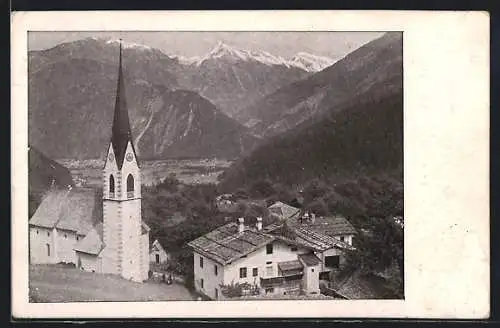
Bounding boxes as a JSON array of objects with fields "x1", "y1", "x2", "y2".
[{"x1": 260, "y1": 273, "x2": 303, "y2": 288}]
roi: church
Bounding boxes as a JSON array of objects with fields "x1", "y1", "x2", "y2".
[{"x1": 29, "y1": 42, "x2": 150, "y2": 283}]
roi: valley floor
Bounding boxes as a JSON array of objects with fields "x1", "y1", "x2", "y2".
[{"x1": 29, "y1": 264, "x2": 196, "y2": 302}]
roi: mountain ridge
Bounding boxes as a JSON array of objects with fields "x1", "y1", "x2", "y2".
[
  {"x1": 235, "y1": 32, "x2": 403, "y2": 137},
  {"x1": 172, "y1": 40, "x2": 337, "y2": 72},
  {"x1": 28, "y1": 55, "x2": 259, "y2": 160}
]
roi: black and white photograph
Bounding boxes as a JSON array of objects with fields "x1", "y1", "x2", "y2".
[
  {"x1": 12, "y1": 10, "x2": 489, "y2": 319},
  {"x1": 27, "y1": 30, "x2": 404, "y2": 302}
]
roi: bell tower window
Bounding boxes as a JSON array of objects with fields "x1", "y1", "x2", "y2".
[
  {"x1": 109, "y1": 174, "x2": 115, "y2": 198},
  {"x1": 127, "y1": 174, "x2": 134, "y2": 198}
]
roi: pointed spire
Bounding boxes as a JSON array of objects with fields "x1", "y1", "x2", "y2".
[{"x1": 110, "y1": 39, "x2": 137, "y2": 169}]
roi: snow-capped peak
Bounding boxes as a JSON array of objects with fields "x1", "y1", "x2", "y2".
[
  {"x1": 176, "y1": 41, "x2": 335, "y2": 72},
  {"x1": 289, "y1": 52, "x2": 336, "y2": 72},
  {"x1": 104, "y1": 38, "x2": 152, "y2": 51}
]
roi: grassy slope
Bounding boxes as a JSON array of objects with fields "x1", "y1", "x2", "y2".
[{"x1": 29, "y1": 264, "x2": 196, "y2": 302}]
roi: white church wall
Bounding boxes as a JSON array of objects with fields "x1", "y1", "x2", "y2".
[
  {"x1": 120, "y1": 198, "x2": 143, "y2": 282},
  {"x1": 140, "y1": 231, "x2": 150, "y2": 281},
  {"x1": 56, "y1": 228, "x2": 78, "y2": 264},
  {"x1": 101, "y1": 200, "x2": 123, "y2": 275},
  {"x1": 29, "y1": 226, "x2": 56, "y2": 264}
]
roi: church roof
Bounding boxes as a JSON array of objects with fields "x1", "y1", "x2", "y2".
[
  {"x1": 110, "y1": 40, "x2": 138, "y2": 170},
  {"x1": 29, "y1": 187, "x2": 101, "y2": 235},
  {"x1": 74, "y1": 222, "x2": 105, "y2": 255}
]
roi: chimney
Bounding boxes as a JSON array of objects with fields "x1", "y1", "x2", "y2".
[
  {"x1": 302, "y1": 211, "x2": 309, "y2": 224},
  {"x1": 256, "y1": 217, "x2": 262, "y2": 231},
  {"x1": 311, "y1": 213, "x2": 316, "y2": 224},
  {"x1": 238, "y1": 217, "x2": 245, "y2": 233}
]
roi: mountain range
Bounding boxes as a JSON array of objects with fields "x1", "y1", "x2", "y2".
[
  {"x1": 172, "y1": 41, "x2": 313, "y2": 117},
  {"x1": 219, "y1": 32, "x2": 403, "y2": 188},
  {"x1": 173, "y1": 41, "x2": 336, "y2": 72},
  {"x1": 29, "y1": 56, "x2": 259, "y2": 159},
  {"x1": 29, "y1": 32, "x2": 401, "y2": 169},
  {"x1": 235, "y1": 32, "x2": 403, "y2": 138},
  {"x1": 28, "y1": 37, "x2": 328, "y2": 159}
]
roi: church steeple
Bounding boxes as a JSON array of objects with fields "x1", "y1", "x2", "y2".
[{"x1": 110, "y1": 39, "x2": 137, "y2": 169}]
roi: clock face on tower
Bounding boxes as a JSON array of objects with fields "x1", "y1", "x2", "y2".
[
  {"x1": 108, "y1": 153, "x2": 114, "y2": 161},
  {"x1": 126, "y1": 153, "x2": 134, "y2": 162}
]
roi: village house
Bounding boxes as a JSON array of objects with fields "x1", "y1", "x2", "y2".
[
  {"x1": 29, "y1": 41, "x2": 150, "y2": 283},
  {"x1": 268, "y1": 201, "x2": 301, "y2": 220},
  {"x1": 188, "y1": 211, "x2": 356, "y2": 300},
  {"x1": 215, "y1": 194, "x2": 237, "y2": 212},
  {"x1": 150, "y1": 239, "x2": 169, "y2": 266}
]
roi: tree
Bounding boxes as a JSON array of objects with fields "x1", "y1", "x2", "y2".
[{"x1": 249, "y1": 179, "x2": 276, "y2": 198}]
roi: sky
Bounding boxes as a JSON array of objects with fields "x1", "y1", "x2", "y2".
[{"x1": 28, "y1": 31, "x2": 385, "y2": 59}]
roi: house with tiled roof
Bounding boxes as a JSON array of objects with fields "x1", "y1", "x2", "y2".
[
  {"x1": 268, "y1": 201, "x2": 301, "y2": 220},
  {"x1": 150, "y1": 239, "x2": 169, "y2": 267},
  {"x1": 29, "y1": 41, "x2": 150, "y2": 282},
  {"x1": 188, "y1": 210, "x2": 357, "y2": 300}
]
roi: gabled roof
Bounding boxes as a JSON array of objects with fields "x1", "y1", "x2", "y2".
[
  {"x1": 74, "y1": 222, "x2": 105, "y2": 255},
  {"x1": 293, "y1": 226, "x2": 354, "y2": 251},
  {"x1": 268, "y1": 201, "x2": 301, "y2": 220},
  {"x1": 299, "y1": 253, "x2": 322, "y2": 266},
  {"x1": 29, "y1": 188, "x2": 101, "y2": 235},
  {"x1": 110, "y1": 40, "x2": 138, "y2": 169},
  {"x1": 265, "y1": 221, "x2": 355, "y2": 252},
  {"x1": 187, "y1": 222, "x2": 275, "y2": 265},
  {"x1": 150, "y1": 239, "x2": 166, "y2": 253},
  {"x1": 289, "y1": 215, "x2": 357, "y2": 236},
  {"x1": 334, "y1": 270, "x2": 397, "y2": 299}
]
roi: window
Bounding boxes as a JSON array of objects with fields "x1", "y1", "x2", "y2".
[
  {"x1": 64, "y1": 234, "x2": 67, "y2": 239},
  {"x1": 199, "y1": 256, "x2": 204, "y2": 268},
  {"x1": 36, "y1": 229, "x2": 39, "y2": 234},
  {"x1": 47, "y1": 231, "x2": 50, "y2": 237},
  {"x1": 215, "y1": 288, "x2": 219, "y2": 299},
  {"x1": 155, "y1": 254, "x2": 160, "y2": 264},
  {"x1": 46, "y1": 244, "x2": 50, "y2": 257},
  {"x1": 127, "y1": 174, "x2": 134, "y2": 198},
  {"x1": 239, "y1": 267, "x2": 247, "y2": 278},
  {"x1": 252, "y1": 268, "x2": 258, "y2": 277},
  {"x1": 290, "y1": 246, "x2": 298, "y2": 252},
  {"x1": 214, "y1": 264, "x2": 218, "y2": 276},
  {"x1": 340, "y1": 236, "x2": 345, "y2": 242},
  {"x1": 109, "y1": 174, "x2": 115, "y2": 197},
  {"x1": 266, "y1": 243, "x2": 273, "y2": 254},
  {"x1": 200, "y1": 278, "x2": 204, "y2": 289},
  {"x1": 76, "y1": 236, "x2": 79, "y2": 241},
  {"x1": 265, "y1": 287, "x2": 274, "y2": 294},
  {"x1": 266, "y1": 261, "x2": 272, "y2": 265},
  {"x1": 311, "y1": 268, "x2": 315, "y2": 272},
  {"x1": 266, "y1": 266, "x2": 273, "y2": 276},
  {"x1": 325, "y1": 255, "x2": 340, "y2": 268}
]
